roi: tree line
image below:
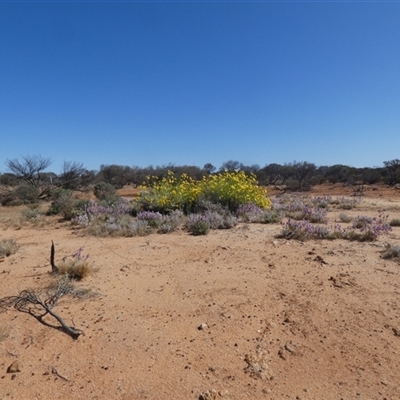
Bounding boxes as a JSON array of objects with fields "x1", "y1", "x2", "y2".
[{"x1": 0, "y1": 155, "x2": 400, "y2": 205}]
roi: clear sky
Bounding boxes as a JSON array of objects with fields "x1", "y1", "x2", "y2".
[{"x1": 1, "y1": 1, "x2": 399, "y2": 174}]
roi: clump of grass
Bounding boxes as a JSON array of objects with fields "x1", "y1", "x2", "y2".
[
  {"x1": 338, "y1": 213, "x2": 353, "y2": 223},
  {"x1": 389, "y1": 218, "x2": 400, "y2": 227},
  {"x1": 0, "y1": 239, "x2": 19, "y2": 257},
  {"x1": 56, "y1": 247, "x2": 93, "y2": 280},
  {"x1": 381, "y1": 244, "x2": 400, "y2": 260}
]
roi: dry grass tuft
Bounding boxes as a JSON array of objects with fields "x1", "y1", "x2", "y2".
[
  {"x1": 56, "y1": 258, "x2": 94, "y2": 280},
  {"x1": 0, "y1": 239, "x2": 19, "y2": 257}
]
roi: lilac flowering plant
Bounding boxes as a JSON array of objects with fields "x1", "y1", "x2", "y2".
[{"x1": 280, "y1": 211, "x2": 391, "y2": 242}]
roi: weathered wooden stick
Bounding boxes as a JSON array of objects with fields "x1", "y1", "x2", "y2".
[{"x1": 50, "y1": 240, "x2": 58, "y2": 273}]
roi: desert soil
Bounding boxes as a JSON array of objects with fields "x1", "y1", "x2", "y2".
[{"x1": 1, "y1": 184, "x2": 400, "y2": 400}]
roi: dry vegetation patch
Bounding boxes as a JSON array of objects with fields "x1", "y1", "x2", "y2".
[{"x1": 0, "y1": 185, "x2": 400, "y2": 399}]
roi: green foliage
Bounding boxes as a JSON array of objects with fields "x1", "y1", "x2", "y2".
[
  {"x1": 14, "y1": 184, "x2": 40, "y2": 204},
  {"x1": 48, "y1": 189, "x2": 77, "y2": 220},
  {"x1": 93, "y1": 181, "x2": 117, "y2": 201}
]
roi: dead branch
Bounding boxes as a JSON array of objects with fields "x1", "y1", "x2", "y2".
[{"x1": 0, "y1": 277, "x2": 84, "y2": 339}]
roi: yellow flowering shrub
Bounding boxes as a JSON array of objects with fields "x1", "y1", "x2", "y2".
[
  {"x1": 138, "y1": 170, "x2": 271, "y2": 213},
  {"x1": 199, "y1": 171, "x2": 271, "y2": 211}
]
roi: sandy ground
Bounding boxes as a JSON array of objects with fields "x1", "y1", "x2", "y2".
[{"x1": 1, "y1": 185, "x2": 400, "y2": 400}]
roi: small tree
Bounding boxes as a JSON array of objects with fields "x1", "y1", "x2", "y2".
[
  {"x1": 290, "y1": 161, "x2": 316, "y2": 190},
  {"x1": 59, "y1": 161, "x2": 86, "y2": 190},
  {"x1": 6, "y1": 155, "x2": 52, "y2": 199},
  {"x1": 219, "y1": 160, "x2": 244, "y2": 172},
  {"x1": 6, "y1": 155, "x2": 52, "y2": 188},
  {"x1": 383, "y1": 159, "x2": 400, "y2": 186},
  {"x1": 203, "y1": 163, "x2": 216, "y2": 174}
]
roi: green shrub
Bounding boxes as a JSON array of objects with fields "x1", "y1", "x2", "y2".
[
  {"x1": 94, "y1": 181, "x2": 117, "y2": 201},
  {"x1": 14, "y1": 184, "x2": 39, "y2": 204},
  {"x1": 48, "y1": 189, "x2": 79, "y2": 220}
]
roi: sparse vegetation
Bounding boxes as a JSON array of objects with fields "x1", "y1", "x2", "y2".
[
  {"x1": 280, "y1": 211, "x2": 392, "y2": 242},
  {"x1": 389, "y1": 218, "x2": 400, "y2": 227}
]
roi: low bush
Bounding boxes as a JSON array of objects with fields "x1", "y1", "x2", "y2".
[
  {"x1": 157, "y1": 210, "x2": 184, "y2": 234},
  {"x1": 185, "y1": 209, "x2": 238, "y2": 235},
  {"x1": 236, "y1": 203, "x2": 281, "y2": 224},
  {"x1": 185, "y1": 214, "x2": 210, "y2": 235},
  {"x1": 22, "y1": 207, "x2": 43, "y2": 221},
  {"x1": 272, "y1": 195, "x2": 327, "y2": 223},
  {"x1": 280, "y1": 219, "x2": 330, "y2": 240},
  {"x1": 280, "y1": 211, "x2": 391, "y2": 242},
  {"x1": 93, "y1": 181, "x2": 117, "y2": 202},
  {"x1": 48, "y1": 189, "x2": 81, "y2": 220},
  {"x1": 137, "y1": 211, "x2": 164, "y2": 228},
  {"x1": 14, "y1": 184, "x2": 39, "y2": 204}
]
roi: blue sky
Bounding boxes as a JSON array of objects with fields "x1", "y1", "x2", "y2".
[{"x1": 1, "y1": 1, "x2": 399, "y2": 173}]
